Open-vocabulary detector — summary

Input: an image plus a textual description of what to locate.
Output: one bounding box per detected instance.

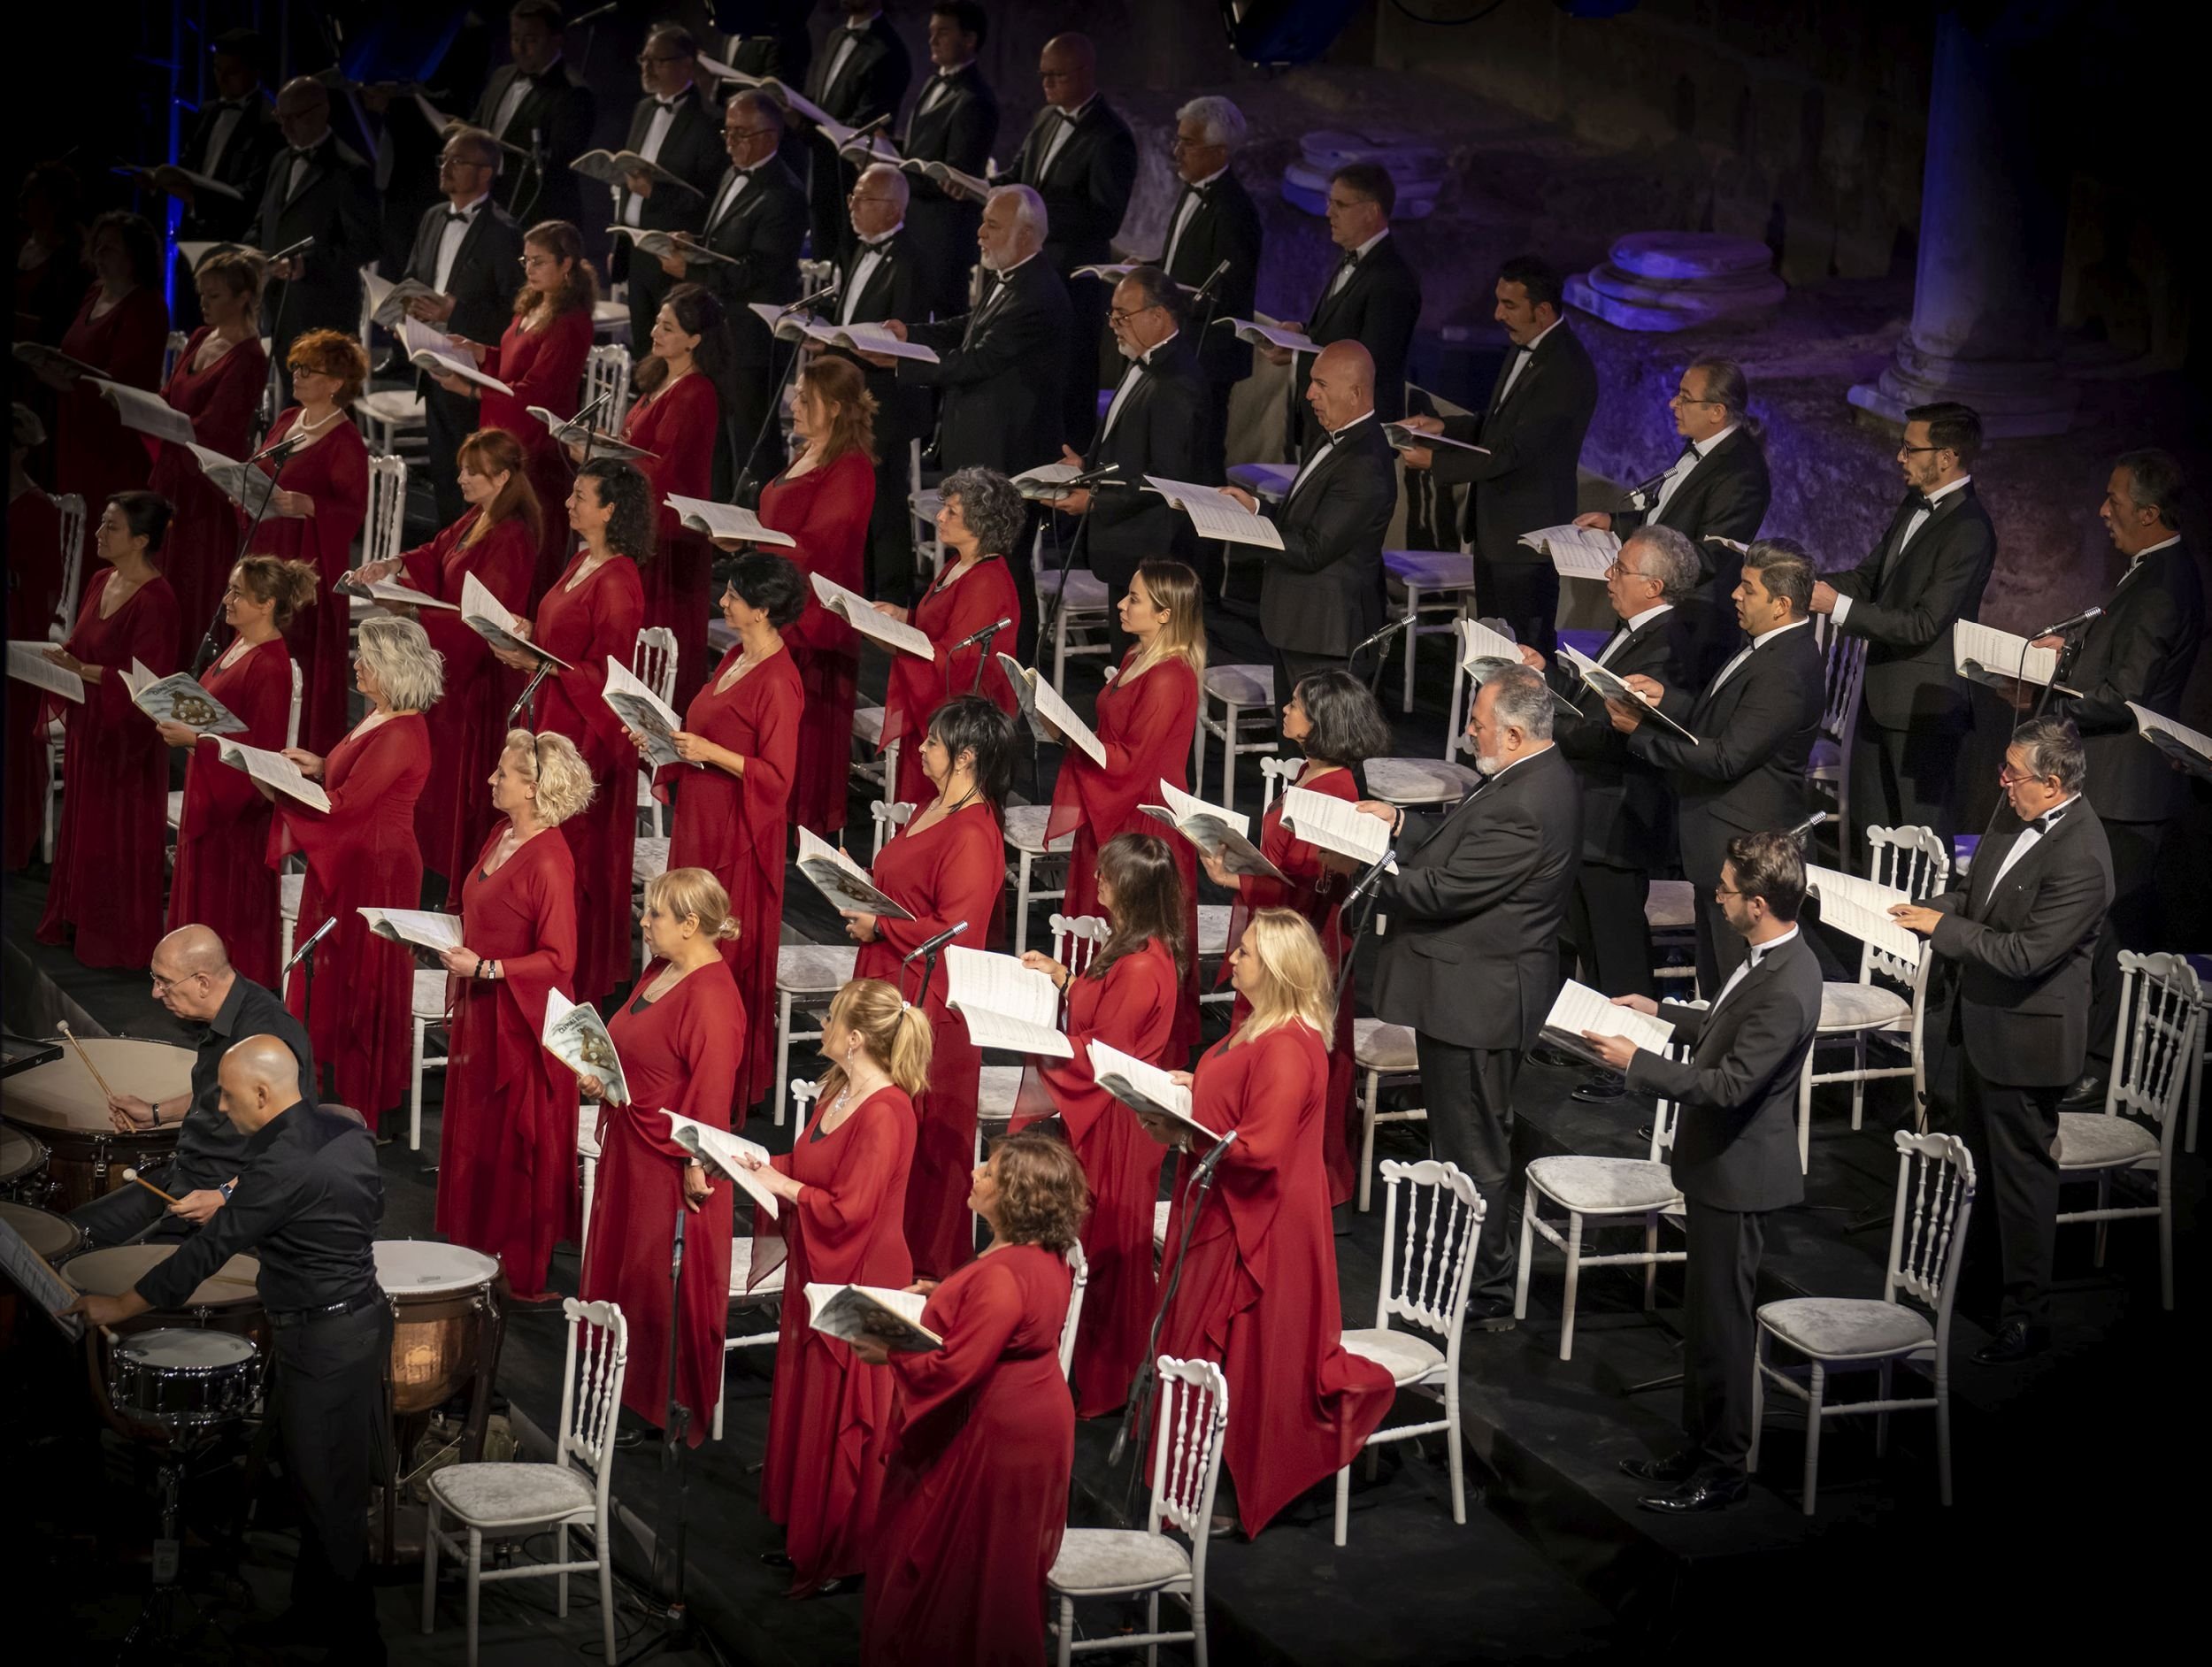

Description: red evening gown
[147,327,268,664]
[1154,1020,1396,1537]
[879,555,1021,809]
[271,713,429,1121]
[657,643,802,1112]
[1226,764,1360,1207]
[480,306,593,602]
[4,487,65,870]
[853,800,1005,1279]
[533,551,646,1002]
[580,958,743,1440]
[624,373,719,712]
[35,570,179,966]
[397,510,534,886]
[438,825,580,1298]
[757,1084,918,1591]
[761,448,874,834]
[1012,937,1179,1417]
[52,285,168,565]
[167,634,291,987]
[1049,653,1203,1056]
[249,412,369,755]
[861,1244,1075,1667]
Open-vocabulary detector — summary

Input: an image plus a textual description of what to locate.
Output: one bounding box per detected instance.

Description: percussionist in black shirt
[71,925,317,1248]
[67,1035,387,1661]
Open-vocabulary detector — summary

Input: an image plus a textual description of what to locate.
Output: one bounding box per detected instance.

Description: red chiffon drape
[625,373,719,713]
[479,305,592,602]
[52,285,168,565]
[4,488,65,870]
[861,1244,1075,1667]
[656,644,802,1112]
[250,411,369,755]
[271,713,428,1121]
[879,555,1021,808]
[762,449,873,834]
[167,634,290,987]
[438,825,580,1299]
[147,327,268,664]
[579,958,743,1440]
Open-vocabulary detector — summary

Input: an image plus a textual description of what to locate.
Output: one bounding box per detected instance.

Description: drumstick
[121,1167,180,1205]
[55,1022,121,1105]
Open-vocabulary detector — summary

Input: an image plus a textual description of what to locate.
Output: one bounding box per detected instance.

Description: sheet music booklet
[1140,779,1286,880]
[1087,1040,1216,1147]
[123,660,246,734]
[2128,702,2212,781]
[803,1283,942,1352]
[1145,475,1285,549]
[795,827,916,920]
[8,641,83,703]
[461,572,571,667]
[187,443,298,519]
[1279,787,1395,870]
[602,657,695,772]
[994,654,1107,765]
[1952,618,2058,689]
[570,149,707,199]
[1217,317,1319,354]
[1518,523,1620,581]
[945,946,1071,1057]
[542,988,629,1105]
[1805,867,1923,967]
[811,572,934,658]
[394,317,514,395]
[1556,644,1701,743]
[1538,979,1675,1072]
[213,740,331,811]
[88,378,196,448]
[663,1112,780,1219]
[528,407,656,463]
[357,907,465,956]
[1382,421,1487,455]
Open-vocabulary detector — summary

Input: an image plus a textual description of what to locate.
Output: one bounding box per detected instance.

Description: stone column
[1848,4,2078,437]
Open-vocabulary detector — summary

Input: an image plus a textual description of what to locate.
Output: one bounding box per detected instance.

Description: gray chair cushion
[1820,982,1911,1029]
[2055,1111,2159,1171]
[1005,803,1072,854]
[428,1461,596,1528]
[1341,1325,1444,1385]
[776,945,858,993]
[1048,1528,1193,1595]
[1202,664,1272,706]
[1525,1156,1680,1213]
[1758,1296,1932,1360]
[1353,1018,1418,1072]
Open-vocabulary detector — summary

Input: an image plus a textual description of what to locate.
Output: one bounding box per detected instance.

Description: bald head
[274,76,331,147]
[150,926,237,1022]
[1307,340,1376,432]
[851,162,909,240]
[1039,33,1097,110]
[218,1034,303,1134]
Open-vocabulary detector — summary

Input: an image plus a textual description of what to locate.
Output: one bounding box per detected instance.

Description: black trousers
[1471,554,1558,657]
[1849,720,1962,860]
[2085,817,2164,1073]
[1955,1064,2062,1327]
[1681,1200,1765,1478]
[271,1300,391,1647]
[1412,1033,1521,1302]
[68,1156,230,1247]
[1568,859,1656,1000]
[421,382,477,526]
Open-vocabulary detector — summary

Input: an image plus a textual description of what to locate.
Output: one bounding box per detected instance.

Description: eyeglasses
[1712,885,1744,899]
[1170,134,1216,152]
[727,126,780,141]
[1997,766,2051,787]
[1108,303,1161,326]
[1669,387,1719,404]
[847,192,901,205]
[1602,560,1652,581]
[149,970,200,995]
[636,52,687,66]
[1897,443,1947,457]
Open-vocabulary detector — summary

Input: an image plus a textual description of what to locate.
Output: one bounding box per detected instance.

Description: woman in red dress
[35,491,180,967]
[345,427,539,890]
[858,1132,1086,1666]
[874,465,1021,809]
[493,458,648,1002]
[265,615,439,1128]
[1014,833,1187,1417]
[740,977,931,1597]
[163,556,313,988]
[1147,909,1396,1538]
[436,730,589,1301]
[442,219,596,602]
[1199,671,1392,1210]
[577,867,744,1439]
[844,696,1019,1279]
[754,355,876,836]
[5,409,65,872]
[1049,559,1206,1053]
[629,553,803,1116]
[148,249,269,665]
[248,329,371,755]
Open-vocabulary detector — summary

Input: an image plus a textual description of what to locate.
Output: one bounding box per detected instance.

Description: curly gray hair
[357,614,445,714]
[939,466,1026,558]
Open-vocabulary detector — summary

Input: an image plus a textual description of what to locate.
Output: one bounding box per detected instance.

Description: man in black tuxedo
[1154,95,1262,487]
[612,26,727,350]
[1893,718,2114,1363]
[902,3,1000,319]
[471,0,598,232]
[1576,357,1771,682]
[1224,342,1395,707]
[1610,541,1827,993]
[1402,257,1598,657]
[800,0,912,268]
[174,30,281,246]
[1809,401,1997,856]
[879,185,1070,658]
[402,127,525,526]
[1001,33,1137,450]
[256,78,381,388]
[1043,266,1205,657]
[830,164,928,598]
[1586,832,1824,1514]
[1363,664,1584,1325]
[2039,449,2205,1109]
[723,2,813,84]
[1262,162,1421,454]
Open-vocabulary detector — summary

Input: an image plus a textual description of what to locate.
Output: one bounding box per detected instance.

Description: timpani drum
[373,1241,503,1416]
[65,1243,265,1440]
[1,1125,49,1202]
[1,1039,194,1211]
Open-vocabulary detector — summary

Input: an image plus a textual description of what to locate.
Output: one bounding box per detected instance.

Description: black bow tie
[2031,808,2066,834]
[1339,249,1361,269]
[1907,489,1937,513]
[845,24,872,39]
[444,209,472,224]
[656,97,682,112]
[214,97,253,113]
[1678,438,1701,462]
[290,146,318,162]
[1505,340,1532,356]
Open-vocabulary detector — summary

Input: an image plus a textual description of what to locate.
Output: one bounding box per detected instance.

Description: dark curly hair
[926,695,1018,808]
[726,552,808,631]
[937,466,1025,559]
[574,458,657,566]
[984,1128,1090,1253]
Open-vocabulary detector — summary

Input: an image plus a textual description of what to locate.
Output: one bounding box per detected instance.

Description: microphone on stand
[268,234,317,265]
[1614,465,1673,512]
[1347,617,1413,664]
[2032,605,2104,637]
[901,920,968,966]
[949,618,1013,654]
[780,280,841,317]
[1190,1126,1239,1181]
[568,1,619,23]
[1343,843,1398,910]
[282,914,336,977]
[1188,258,1233,307]
[1784,810,1828,841]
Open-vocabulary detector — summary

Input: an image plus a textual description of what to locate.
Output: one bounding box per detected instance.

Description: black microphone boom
[269,234,317,265]
[1784,810,1828,841]
[949,617,1013,653]
[2032,605,2104,637]
[282,913,337,976]
[901,920,968,965]
[1189,258,1233,306]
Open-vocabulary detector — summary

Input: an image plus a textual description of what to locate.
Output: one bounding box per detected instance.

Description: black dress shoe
[1636,1474,1747,1514]
[1571,1071,1626,1102]
[1973,1319,2050,1364]
[1530,1045,1586,1071]
[2058,1074,2106,1110]
[1618,1449,1697,1485]
[1467,1295,1518,1332]
[799,1572,864,1600]
[757,1548,795,1570]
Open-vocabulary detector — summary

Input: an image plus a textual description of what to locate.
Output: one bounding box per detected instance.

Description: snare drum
[2,1039,194,1211]
[68,1243,265,1438]
[0,1125,49,1202]
[108,1328,262,1429]
[373,1241,502,1416]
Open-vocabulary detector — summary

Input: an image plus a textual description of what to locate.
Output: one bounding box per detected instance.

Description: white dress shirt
[1287,410,1372,501]
[1495,313,1562,405]
[494,55,562,137]
[1707,615,1811,695]
[840,227,903,323]
[1036,96,1097,181]
[821,15,881,99]
[1598,603,1675,667]
[914,62,969,119]
[1708,925,1799,1016]
[1099,331,1176,442]
[1831,472,1972,629]
[624,94,687,227]
[1651,421,1738,519]
[431,192,491,293]
[1163,165,1226,272]
[1327,227,1389,298]
[285,133,333,203]
[1987,794,2079,890]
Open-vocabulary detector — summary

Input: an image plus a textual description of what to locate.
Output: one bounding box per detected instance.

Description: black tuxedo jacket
[180,95,281,242]
[2053,542,2206,824]
[471,62,597,230]
[727,16,812,85]
[1548,607,1699,868]
[403,200,525,353]
[903,257,1071,474]
[1302,233,1422,423]
[1616,426,1772,680]
[688,160,808,368]
[901,64,998,316]
[1156,169,1262,388]
[254,138,381,342]
[1831,481,1997,733]
[1928,802,2114,1087]
[1432,323,1599,570]
[1003,99,1138,271]
[1627,931,1822,1212]
[614,88,727,241]
[1256,417,1397,658]
[1083,333,1207,588]
[1371,747,1584,1051]
[831,229,930,439]
[804,16,910,123]
[1629,620,1825,885]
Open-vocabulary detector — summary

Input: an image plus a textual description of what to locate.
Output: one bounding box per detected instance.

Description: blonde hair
[1233,908,1335,1049]
[356,614,445,713]
[503,727,595,826]
[820,978,933,1100]
[1127,559,1207,681]
[643,866,739,942]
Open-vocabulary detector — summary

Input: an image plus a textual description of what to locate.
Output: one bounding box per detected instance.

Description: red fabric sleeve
[187,342,268,455]
[492,309,593,446]
[1056,660,1196,840]
[111,288,170,390]
[190,642,290,830]
[931,559,1020,711]
[412,519,533,691]
[629,971,743,1162]
[732,658,802,844]
[499,831,580,1039]
[273,719,425,879]
[552,559,644,754]
[889,1256,1021,1413]
[773,453,875,657]
[790,1092,915,1271]
[396,516,465,597]
[633,376,718,543]
[871,813,1003,961]
[70,575,180,728]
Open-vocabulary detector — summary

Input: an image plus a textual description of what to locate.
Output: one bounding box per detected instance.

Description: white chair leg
[2185,1042,2202,1154]
[1192,706,1208,801]
[1147,1589,1161,1667]
[421,1499,440,1633]
[1445,1379,1466,1524]
[1222,701,1241,811]
[410,1016,426,1152]
[774,991,793,1126]
[1558,1210,1585,1362]
[598,1518,618,1663]
[557,1521,570,1616]
[1512,1179,1536,1321]
[1748,1332,1767,1474]
[1056,1594,1075,1667]
[1642,1215,1659,1310]
[1333,1462,1350,1547]
[1850,1034,1867,1130]
[1796,1058,1814,1173]
[1358,1072,1380,1213]
[465,1525,483,1667]
[1191,1584,1208,1667]
[1801,1364,1825,1516]
[1935,1368,1954,1506]
[1400,589,1417,713]
[1015,852,1034,956]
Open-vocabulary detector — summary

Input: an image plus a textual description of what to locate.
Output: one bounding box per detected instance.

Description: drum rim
[65,1244,264,1306]
[114,1326,260,1366]
[373,1239,501,1294]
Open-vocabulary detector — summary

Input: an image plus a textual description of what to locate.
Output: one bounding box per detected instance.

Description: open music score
[663,1112,780,1219]
[796,827,916,920]
[945,947,1071,1057]
[1518,524,1621,581]
[542,989,629,1106]
[1805,866,1924,967]
[1145,476,1285,550]
[1538,979,1675,1072]
[1279,787,1394,870]
[811,572,934,659]
[1141,780,1286,880]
